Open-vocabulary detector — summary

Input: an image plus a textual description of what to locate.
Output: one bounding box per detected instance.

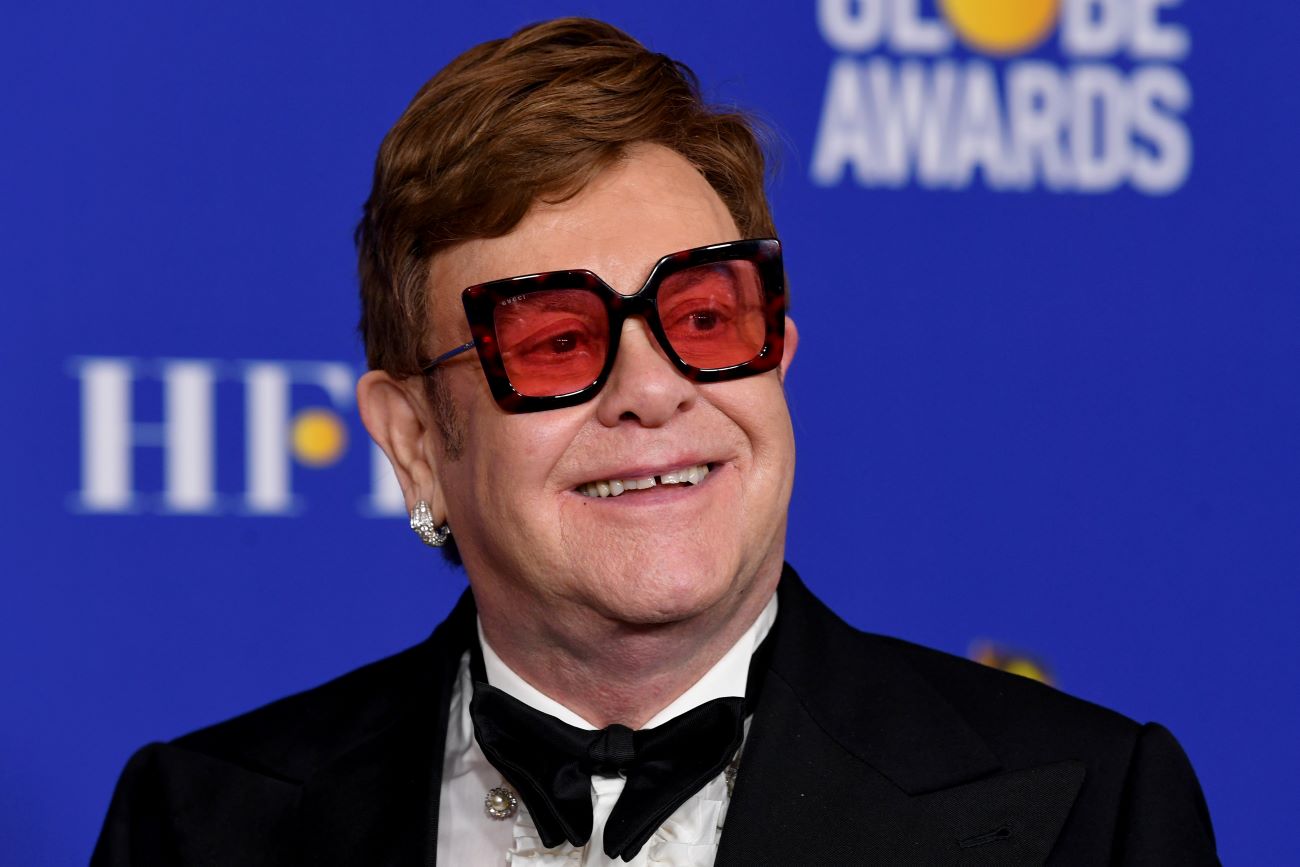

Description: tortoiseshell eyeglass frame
[418,238,786,413]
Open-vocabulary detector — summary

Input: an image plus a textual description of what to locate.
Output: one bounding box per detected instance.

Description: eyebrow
[661,262,741,293]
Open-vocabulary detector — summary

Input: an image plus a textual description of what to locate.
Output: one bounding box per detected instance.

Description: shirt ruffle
[644,773,729,866]
[505,803,579,864]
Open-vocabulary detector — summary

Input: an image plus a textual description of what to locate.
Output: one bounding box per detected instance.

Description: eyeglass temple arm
[420,340,476,373]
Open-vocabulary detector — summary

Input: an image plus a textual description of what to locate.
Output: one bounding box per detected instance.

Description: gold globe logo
[939,0,1060,56]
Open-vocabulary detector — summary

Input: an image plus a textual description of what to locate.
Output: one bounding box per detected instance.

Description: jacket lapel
[299,591,475,866]
[717,569,1084,865]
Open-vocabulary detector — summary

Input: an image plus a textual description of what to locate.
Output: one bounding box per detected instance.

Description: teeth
[577,464,711,498]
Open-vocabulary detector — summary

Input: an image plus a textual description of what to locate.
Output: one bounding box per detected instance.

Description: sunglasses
[420,238,786,413]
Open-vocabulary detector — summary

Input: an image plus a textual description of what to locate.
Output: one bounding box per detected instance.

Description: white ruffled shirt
[435,595,778,867]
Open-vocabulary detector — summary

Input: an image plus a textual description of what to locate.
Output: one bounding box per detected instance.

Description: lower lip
[571,464,721,506]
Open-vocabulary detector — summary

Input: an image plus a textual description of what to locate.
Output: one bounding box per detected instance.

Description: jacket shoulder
[172,635,440,783]
[775,570,1142,769]
[872,632,1140,759]
[92,640,445,867]
[766,571,1218,862]
[173,589,476,782]
[868,633,1217,861]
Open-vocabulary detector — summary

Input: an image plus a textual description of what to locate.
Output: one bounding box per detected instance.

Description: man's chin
[570,550,746,628]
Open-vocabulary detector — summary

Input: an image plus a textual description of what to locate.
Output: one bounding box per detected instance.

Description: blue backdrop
[5,1,1297,863]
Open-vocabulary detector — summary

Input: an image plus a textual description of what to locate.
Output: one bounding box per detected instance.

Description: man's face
[424,144,797,630]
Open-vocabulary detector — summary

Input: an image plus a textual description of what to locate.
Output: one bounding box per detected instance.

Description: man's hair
[355,16,777,378]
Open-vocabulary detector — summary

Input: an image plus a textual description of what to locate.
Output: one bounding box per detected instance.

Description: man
[94,18,1218,865]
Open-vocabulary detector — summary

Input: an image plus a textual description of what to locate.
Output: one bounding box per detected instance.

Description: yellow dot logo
[290,408,348,467]
[939,0,1060,56]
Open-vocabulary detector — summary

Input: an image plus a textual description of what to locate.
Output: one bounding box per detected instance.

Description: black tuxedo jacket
[94,566,1218,865]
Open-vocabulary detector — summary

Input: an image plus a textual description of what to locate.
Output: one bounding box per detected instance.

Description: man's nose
[594,318,696,427]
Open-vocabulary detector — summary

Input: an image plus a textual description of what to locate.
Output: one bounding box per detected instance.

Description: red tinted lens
[493,289,609,397]
[658,260,767,369]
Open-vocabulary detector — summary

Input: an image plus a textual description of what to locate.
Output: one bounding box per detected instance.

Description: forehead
[427,144,741,306]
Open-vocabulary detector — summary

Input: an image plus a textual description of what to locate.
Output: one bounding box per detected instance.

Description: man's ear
[779,315,798,381]
[357,370,447,520]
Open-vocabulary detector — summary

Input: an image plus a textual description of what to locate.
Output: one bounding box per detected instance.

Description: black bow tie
[469,634,771,861]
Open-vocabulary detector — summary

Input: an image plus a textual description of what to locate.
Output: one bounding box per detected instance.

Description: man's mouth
[575,463,712,498]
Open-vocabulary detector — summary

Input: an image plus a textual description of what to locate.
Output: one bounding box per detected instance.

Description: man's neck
[473,574,781,729]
